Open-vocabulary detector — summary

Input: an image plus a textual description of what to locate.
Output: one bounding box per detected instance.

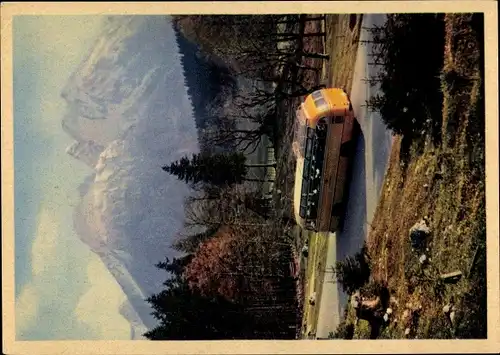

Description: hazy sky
[14,16,134,340]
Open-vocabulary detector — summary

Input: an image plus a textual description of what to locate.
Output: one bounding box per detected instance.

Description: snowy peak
[66,140,105,169]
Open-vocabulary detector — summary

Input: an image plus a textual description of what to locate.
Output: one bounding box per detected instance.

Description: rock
[302,245,309,258]
[386,308,393,315]
[405,328,411,336]
[409,219,431,250]
[309,292,317,305]
[443,304,451,314]
[440,271,463,284]
[450,311,456,325]
[419,254,427,264]
[383,313,389,322]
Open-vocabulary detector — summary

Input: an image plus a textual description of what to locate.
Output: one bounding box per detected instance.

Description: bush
[333,243,371,295]
[330,321,355,339]
[364,14,446,139]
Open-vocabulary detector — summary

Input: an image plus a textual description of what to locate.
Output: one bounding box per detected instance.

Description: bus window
[301,179,309,198]
[317,117,327,133]
[311,90,323,100]
[303,157,311,177]
[300,205,306,218]
[314,97,328,111]
[305,137,313,158]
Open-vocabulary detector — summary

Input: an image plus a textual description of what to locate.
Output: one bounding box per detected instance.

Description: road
[314,14,394,338]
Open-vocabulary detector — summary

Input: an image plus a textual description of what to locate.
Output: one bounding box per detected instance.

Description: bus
[292,87,359,232]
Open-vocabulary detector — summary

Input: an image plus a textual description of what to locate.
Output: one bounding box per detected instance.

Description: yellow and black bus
[292,88,359,232]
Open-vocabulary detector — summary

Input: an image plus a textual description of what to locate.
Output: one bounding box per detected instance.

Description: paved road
[315,14,394,338]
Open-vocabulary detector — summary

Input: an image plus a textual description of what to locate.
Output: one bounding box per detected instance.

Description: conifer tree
[163,151,275,186]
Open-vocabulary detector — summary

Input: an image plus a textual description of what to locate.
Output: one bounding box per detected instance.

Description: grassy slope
[353,14,486,339]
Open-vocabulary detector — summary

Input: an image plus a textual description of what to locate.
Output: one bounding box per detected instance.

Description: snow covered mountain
[61,16,200,334]
[66,140,104,169]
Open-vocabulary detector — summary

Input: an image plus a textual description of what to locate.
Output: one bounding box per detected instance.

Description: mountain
[66,140,105,169]
[61,16,209,333]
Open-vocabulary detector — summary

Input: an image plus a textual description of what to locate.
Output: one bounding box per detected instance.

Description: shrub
[333,243,371,295]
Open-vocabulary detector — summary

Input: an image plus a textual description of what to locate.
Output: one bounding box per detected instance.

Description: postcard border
[2,1,499,354]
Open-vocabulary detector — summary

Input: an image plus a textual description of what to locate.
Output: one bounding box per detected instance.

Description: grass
[360,13,486,339]
[300,231,329,337]
[324,14,364,91]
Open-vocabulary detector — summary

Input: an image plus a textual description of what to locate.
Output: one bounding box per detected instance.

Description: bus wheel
[331,202,345,217]
[340,140,355,157]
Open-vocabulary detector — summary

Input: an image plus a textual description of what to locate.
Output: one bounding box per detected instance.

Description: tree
[144,257,254,340]
[332,243,371,295]
[182,221,298,339]
[171,226,220,253]
[205,105,277,154]
[162,152,276,187]
[184,222,294,302]
[163,152,247,187]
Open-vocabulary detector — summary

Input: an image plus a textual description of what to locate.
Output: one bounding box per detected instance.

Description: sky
[14,16,135,340]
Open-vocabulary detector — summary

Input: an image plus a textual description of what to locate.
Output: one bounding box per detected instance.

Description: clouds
[13,16,135,340]
[30,205,60,276]
[14,16,106,136]
[15,201,92,339]
[15,200,130,340]
[15,283,40,338]
[74,257,131,340]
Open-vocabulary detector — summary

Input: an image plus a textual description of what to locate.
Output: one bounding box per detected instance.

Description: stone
[405,328,411,336]
[309,292,317,305]
[440,271,463,284]
[383,313,389,322]
[409,219,431,250]
[450,311,456,325]
[443,304,451,314]
[386,308,393,315]
[419,254,427,264]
